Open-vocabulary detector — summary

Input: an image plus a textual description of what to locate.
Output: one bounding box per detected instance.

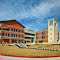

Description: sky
[0,0,60,39]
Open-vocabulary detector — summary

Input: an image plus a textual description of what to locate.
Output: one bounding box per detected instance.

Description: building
[35,18,59,44]
[35,29,48,43]
[24,29,35,43]
[48,18,59,43]
[0,20,25,43]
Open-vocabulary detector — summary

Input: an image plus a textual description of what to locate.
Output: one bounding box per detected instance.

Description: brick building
[35,29,59,43]
[0,20,25,43]
[35,29,48,43]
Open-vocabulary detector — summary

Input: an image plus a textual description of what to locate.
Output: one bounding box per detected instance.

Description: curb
[0,54,60,58]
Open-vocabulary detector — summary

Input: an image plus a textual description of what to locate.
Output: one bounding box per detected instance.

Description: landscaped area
[0,44,60,56]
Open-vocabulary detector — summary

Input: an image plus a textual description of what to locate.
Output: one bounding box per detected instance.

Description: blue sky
[0,0,60,39]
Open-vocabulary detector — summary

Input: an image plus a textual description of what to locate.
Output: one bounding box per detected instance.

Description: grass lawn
[0,44,60,56]
[30,44,60,49]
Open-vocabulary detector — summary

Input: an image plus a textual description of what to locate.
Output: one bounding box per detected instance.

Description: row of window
[36,31,45,36]
[2,33,24,38]
[11,29,24,33]
[0,27,24,33]
[36,36,45,39]
[35,41,43,43]
[13,40,23,43]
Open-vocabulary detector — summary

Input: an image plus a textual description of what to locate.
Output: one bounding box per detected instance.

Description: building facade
[35,29,48,43]
[0,20,25,43]
[35,18,59,44]
[24,29,35,43]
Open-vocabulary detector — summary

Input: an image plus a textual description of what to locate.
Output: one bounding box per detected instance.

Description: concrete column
[26,40,27,43]
[17,40,19,43]
[10,39,11,43]
[10,28,11,31]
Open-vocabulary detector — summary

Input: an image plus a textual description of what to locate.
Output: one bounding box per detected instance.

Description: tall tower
[48,18,58,44]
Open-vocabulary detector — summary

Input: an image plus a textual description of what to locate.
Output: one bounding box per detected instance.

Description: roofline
[0,20,25,28]
[36,29,48,32]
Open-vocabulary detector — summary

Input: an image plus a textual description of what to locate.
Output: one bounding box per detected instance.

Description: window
[11,29,13,31]
[8,34,10,37]
[42,32,43,35]
[14,29,15,32]
[0,33,1,36]
[6,33,7,36]
[19,35,20,38]
[19,40,21,43]
[50,37,52,40]
[49,20,53,26]
[39,41,43,43]
[36,32,38,39]
[11,34,13,37]
[42,31,45,35]
[36,37,38,39]
[14,34,15,37]
[22,31,24,33]
[22,36,24,38]
[16,29,17,32]
[42,36,44,39]
[36,32,38,36]
[50,28,52,31]
[42,36,45,39]
[16,35,17,37]
[0,28,1,30]
[50,33,52,35]
[3,28,9,31]
[22,40,23,43]
[35,41,37,43]
[19,30,20,33]
[2,33,4,36]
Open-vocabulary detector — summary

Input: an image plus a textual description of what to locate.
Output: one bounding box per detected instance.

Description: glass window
[22,31,24,33]
[50,28,52,31]
[6,33,7,36]
[14,34,15,37]
[19,30,20,33]
[50,37,52,40]
[11,34,13,37]
[14,29,15,32]
[22,36,24,38]
[22,40,23,43]
[44,36,45,39]
[39,41,43,43]
[35,41,37,43]
[36,32,38,36]
[0,33,1,36]
[36,37,38,39]
[42,36,43,39]
[42,32,43,35]
[16,35,17,37]
[50,33,52,35]
[8,34,10,37]
[0,28,1,30]
[19,35,20,38]
[16,29,17,32]
[2,33,4,36]
[11,29,13,31]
